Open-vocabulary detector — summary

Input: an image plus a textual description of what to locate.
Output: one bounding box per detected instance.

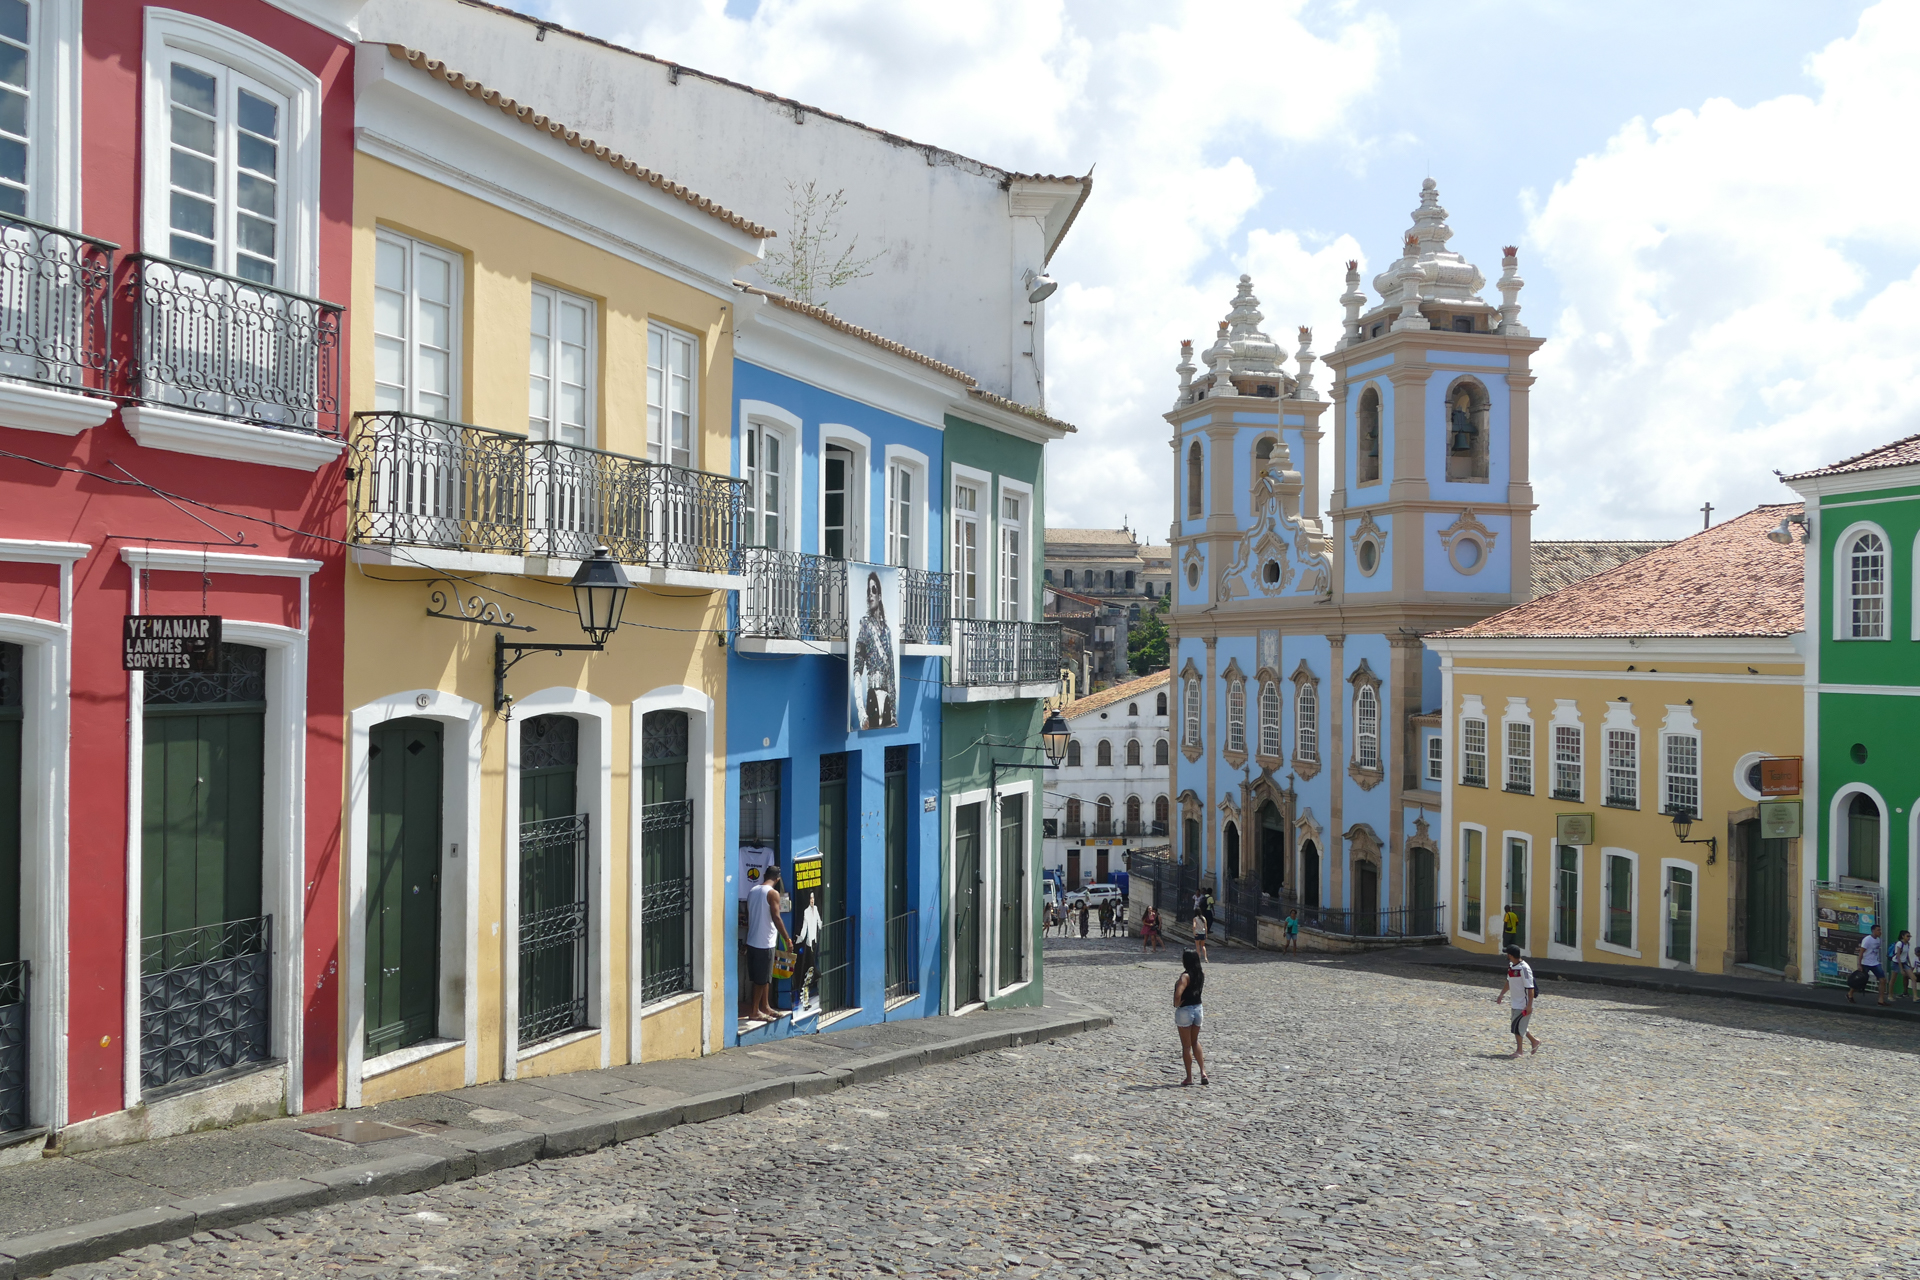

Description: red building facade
[0,0,354,1147]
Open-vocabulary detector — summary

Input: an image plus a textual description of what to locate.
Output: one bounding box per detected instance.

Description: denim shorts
[1175,1004,1203,1029]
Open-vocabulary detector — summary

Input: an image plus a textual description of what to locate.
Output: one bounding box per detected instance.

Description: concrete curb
[1404,957,1920,1022]
[0,1006,1111,1279]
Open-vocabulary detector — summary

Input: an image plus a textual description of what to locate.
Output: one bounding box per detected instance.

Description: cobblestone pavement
[52,941,1920,1279]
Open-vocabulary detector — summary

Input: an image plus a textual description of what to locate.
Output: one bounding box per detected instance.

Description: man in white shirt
[742,866,794,1025]
[1493,943,1541,1057]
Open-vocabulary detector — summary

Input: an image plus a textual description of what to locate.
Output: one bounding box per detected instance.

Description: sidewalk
[0,996,1110,1279]
[1382,945,1920,1023]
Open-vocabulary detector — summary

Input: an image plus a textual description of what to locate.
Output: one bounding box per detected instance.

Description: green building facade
[938,404,1067,1012]
[1785,435,1920,982]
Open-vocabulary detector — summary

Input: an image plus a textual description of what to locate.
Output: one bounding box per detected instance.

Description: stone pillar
[1327,633,1346,913]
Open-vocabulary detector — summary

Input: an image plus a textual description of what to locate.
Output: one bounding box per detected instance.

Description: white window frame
[951,464,990,621]
[1602,701,1639,810]
[1258,681,1282,759]
[140,9,321,293]
[1225,677,1245,754]
[1502,697,1533,794]
[1426,732,1443,782]
[528,281,595,446]
[1182,677,1201,749]
[647,321,697,469]
[1595,847,1640,959]
[818,424,870,562]
[883,444,929,570]
[1501,830,1533,952]
[1659,857,1699,970]
[1834,520,1890,641]
[1549,841,1581,960]
[1456,822,1488,942]
[1549,700,1583,802]
[1354,683,1380,771]
[1459,692,1487,787]
[1831,781,1891,889]
[0,0,81,226]
[737,401,800,552]
[371,229,462,421]
[997,475,1034,621]
[1295,679,1319,764]
[1658,704,1701,818]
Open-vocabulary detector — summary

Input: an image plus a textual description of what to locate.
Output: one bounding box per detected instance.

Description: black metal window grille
[348,411,745,573]
[518,812,589,1045]
[521,713,578,771]
[739,548,846,642]
[948,619,1062,687]
[884,911,917,1002]
[640,709,693,1005]
[901,566,950,646]
[127,255,341,436]
[143,642,267,707]
[0,213,114,394]
[819,914,856,1015]
[0,960,25,1133]
[138,915,271,1090]
[885,746,908,775]
[819,752,848,783]
[0,639,17,708]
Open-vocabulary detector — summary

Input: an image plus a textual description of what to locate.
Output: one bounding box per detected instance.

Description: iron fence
[638,798,695,1006]
[126,255,340,435]
[1224,880,1261,945]
[0,213,114,393]
[1293,902,1447,939]
[901,567,950,646]
[0,960,24,1132]
[1061,821,1085,838]
[138,915,271,1091]
[819,915,856,1015]
[740,548,846,641]
[948,619,1062,688]
[349,411,745,573]
[519,813,590,1046]
[884,909,918,1003]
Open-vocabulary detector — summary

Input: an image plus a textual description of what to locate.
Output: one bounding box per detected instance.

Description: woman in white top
[1893,930,1918,1003]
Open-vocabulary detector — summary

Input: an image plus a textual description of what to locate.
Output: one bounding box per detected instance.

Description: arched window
[1096,739,1112,767]
[1259,681,1281,757]
[1043,568,1053,583]
[1356,684,1380,770]
[1126,796,1142,828]
[1182,817,1200,865]
[1096,795,1113,832]
[1156,691,1168,717]
[1146,582,1156,598]
[1126,739,1142,766]
[1296,680,1319,763]
[1357,386,1382,483]
[1445,378,1491,481]
[1064,797,1081,826]
[1066,739,1081,767]
[1186,441,1203,518]
[1063,568,1075,587]
[1105,569,1115,590]
[1255,436,1275,463]
[1125,570,1136,590]
[1226,679,1246,753]
[1846,792,1882,882]
[1848,531,1887,639]
[1154,795,1169,826]
[1183,679,1201,747]
[1155,738,1169,765]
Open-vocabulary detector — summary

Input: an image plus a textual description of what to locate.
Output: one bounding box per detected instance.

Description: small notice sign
[792,855,823,893]
[1556,813,1596,846]
[123,614,221,672]
[1759,758,1802,797]
[1760,800,1802,839]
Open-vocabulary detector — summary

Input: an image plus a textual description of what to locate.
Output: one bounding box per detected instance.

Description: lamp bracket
[494,630,604,716]
[427,581,537,632]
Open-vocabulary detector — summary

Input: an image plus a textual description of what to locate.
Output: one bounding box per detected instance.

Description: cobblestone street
[53,941,1920,1279]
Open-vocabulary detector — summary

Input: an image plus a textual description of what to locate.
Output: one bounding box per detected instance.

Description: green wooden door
[366,718,442,1058]
[0,641,21,968]
[818,753,849,1012]
[997,792,1024,990]
[953,802,982,1006]
[639,711,692,1004]
[519,716,585,1045]
[1409,846,1437,934]
[1742,820,1790,970]
[1667,865,1694,963]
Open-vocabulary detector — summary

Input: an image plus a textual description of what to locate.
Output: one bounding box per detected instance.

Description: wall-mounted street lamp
[494,546,631,714]
[1669,808,1718,864]
[988,709,1072,807]
[1766,514,1808,545]
[1024,270,1059,304]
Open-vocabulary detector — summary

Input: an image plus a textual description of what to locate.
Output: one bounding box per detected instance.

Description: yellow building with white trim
[337,45,771,1106]
[1427,506,1808,977]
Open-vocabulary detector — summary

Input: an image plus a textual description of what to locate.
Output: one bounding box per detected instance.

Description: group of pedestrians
[1045,897,1126,938]
[1848,924,1920,1005]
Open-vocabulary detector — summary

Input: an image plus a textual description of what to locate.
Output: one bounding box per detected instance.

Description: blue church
[1165,180,1542,934]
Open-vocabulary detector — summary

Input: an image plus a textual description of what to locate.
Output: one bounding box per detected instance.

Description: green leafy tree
[1129,595,1170,675]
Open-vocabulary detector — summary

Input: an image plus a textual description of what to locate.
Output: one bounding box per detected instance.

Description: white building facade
[1044,672,1171,889]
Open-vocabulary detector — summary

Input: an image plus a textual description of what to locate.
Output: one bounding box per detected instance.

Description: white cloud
[1523,0,1920,537]
[542,0,1395,533]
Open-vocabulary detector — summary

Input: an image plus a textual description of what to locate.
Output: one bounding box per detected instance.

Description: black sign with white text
[123,614,222,672]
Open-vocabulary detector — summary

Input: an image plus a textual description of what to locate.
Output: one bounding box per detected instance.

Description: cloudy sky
[528,0,1908,540]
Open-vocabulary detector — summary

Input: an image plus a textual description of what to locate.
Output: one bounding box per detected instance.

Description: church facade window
[1096,739,1112,767]
[1126,738,1141,766]
[1186,441,1203,518]
[1259,681,1281,759]
[1182,679,1200,748]
[1155,738,1168,765]
[1225,678,1245,754]
[1444,377,1491,482]
[1461,716,1488,787]
[1357,386,1382,484]
[1355,685,1380,771]
[1066,739,1081,768]
[1294,677,1318,765]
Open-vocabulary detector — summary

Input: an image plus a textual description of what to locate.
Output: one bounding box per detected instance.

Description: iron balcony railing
[0,212,114,394]
[1152,820,1169,837]
[126,255,340,436]
[1092,820,1114,837]
[1061,821,1085,838]
[884,909,918,1003]
[0,959,25,1133]
[350,411,746,575]
[138,915,272,1091]
[738,549,951,646]
[948,618,1062,689]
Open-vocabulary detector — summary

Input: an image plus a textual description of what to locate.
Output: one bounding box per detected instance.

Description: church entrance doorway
[1354,862,1379,935]
[1259,802,1285,897]
[1302,839,1321,908]
[1409,845,1438,935]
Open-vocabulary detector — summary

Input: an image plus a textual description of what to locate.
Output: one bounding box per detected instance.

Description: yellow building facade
[1428,507,1808,977]
[338,47,772,1106]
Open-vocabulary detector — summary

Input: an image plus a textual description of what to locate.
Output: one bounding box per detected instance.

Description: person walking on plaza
[1493,943,1540,1057]
[1190,898,1209,963]
[1141,905,1162,951]
[1174,948,1208,1086]
[1895,929,1919,1002]
[742,867,794,1025]
[1284,908,1300,954]
[1079,898,1090,938]
[1852,924,1890,1005]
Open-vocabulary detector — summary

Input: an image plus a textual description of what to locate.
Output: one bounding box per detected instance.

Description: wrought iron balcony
[738,548,950,645]
[1061,821,1085,838]
[948,618,1062,689]
[126,255,341,435]
[0,213,114,395]
[349,411,746,575]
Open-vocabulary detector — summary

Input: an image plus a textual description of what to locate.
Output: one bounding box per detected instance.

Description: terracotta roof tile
[1062,670,1169,721]
[965,386,1077,434]
[1433,504,1804,640]
[734,283,974,384]
[1045,529,1141,547]
[1783,431,1920,481]
[386,45,776,239]
[1528,540,1672,599]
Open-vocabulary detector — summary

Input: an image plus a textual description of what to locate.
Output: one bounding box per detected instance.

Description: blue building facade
[1165,181,1541,937]
[722,293,960,1043]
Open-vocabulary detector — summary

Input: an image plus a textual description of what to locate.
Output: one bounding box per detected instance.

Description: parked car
[1066,883,1124,911]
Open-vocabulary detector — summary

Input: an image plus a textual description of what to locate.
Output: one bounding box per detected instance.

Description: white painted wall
[358,0,1087,405]
[1045,690,1172,883]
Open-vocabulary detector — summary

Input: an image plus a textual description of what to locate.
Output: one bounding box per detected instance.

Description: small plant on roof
[759,180,886,306]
